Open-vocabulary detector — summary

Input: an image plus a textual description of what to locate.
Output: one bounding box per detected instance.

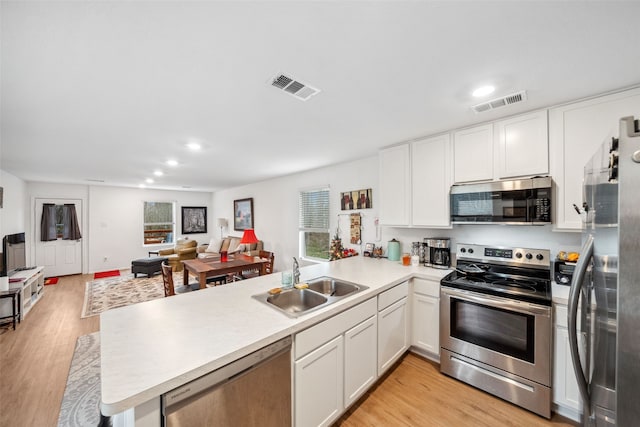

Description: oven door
[440,286,551,386]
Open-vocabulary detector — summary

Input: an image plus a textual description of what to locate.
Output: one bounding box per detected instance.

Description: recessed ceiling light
[186,142,201,151]
[145,178,154,184]
[153,170,163,177]
[139,184,146,189]
[472,85,495,97]
[166,159,178,167]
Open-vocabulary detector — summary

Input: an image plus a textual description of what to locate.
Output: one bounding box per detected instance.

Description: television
[2,232,26,276]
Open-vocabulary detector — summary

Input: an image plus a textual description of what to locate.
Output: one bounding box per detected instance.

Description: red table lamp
[240,229,259,252]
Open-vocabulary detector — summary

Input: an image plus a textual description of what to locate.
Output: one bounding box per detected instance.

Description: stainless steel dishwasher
[162,337,292,426]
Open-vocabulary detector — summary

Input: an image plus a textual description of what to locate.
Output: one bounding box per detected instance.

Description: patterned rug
[81,273,183,318]
[57,332,106,427]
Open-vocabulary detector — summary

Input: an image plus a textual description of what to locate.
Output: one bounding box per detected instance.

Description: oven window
[450,299,535,363]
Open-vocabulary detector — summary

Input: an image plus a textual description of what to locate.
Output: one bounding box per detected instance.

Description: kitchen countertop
[100,256,451,416]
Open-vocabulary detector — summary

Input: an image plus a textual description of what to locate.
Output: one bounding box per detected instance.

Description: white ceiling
[2,1,640,192]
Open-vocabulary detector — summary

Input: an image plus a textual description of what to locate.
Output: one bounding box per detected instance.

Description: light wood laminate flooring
[1,273,577,427]
[0,272,99,427]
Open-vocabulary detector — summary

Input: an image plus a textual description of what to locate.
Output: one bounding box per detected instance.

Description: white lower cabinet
[377,281,409,376]
[295,336,344,427]
[344,315,378,407]
[553,303,584,422]
[411,278,440,360]
[294,298,377,427]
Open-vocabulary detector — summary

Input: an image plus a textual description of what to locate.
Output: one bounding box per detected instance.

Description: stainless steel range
[440,243,552,418]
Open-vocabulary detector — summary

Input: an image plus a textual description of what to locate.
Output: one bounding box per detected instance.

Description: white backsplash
[380,224,582,265]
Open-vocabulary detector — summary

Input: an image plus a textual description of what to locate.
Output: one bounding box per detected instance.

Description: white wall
[88,185,213,272]
[0,169,27,238]
[212,156,380,273]
[27,182,213,273]
[212,155,582,273]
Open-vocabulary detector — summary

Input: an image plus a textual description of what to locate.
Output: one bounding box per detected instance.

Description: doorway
[34,198,83,277]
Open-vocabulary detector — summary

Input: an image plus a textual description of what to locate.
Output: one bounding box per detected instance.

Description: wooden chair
[161,262,199,296]
[241,250,275,279]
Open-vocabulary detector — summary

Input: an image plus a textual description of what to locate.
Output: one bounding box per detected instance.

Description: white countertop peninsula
[100,256,450,416]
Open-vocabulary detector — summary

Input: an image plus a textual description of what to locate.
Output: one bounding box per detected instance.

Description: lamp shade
[216,218,228,228]
[240,228,259,244]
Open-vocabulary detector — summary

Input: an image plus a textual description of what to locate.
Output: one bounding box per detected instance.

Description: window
[143,201,175,245]
[299,188,330,260]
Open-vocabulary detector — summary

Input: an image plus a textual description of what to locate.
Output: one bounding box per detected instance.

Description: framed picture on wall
[181,206,207,234]
[234,198,254,231]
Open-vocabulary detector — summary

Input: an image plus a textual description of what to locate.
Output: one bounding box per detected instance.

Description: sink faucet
[293,257,300,284]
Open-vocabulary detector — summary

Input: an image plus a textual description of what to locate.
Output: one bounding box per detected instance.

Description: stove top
[441,243,552,305]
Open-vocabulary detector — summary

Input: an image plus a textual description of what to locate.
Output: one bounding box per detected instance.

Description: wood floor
[0,273,577,427]
[0,272,99,427]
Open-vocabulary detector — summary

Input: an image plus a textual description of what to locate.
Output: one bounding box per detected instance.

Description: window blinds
[299,188,330,231]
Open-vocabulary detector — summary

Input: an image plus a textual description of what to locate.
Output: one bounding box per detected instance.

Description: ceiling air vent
[270,73,320,101]
[471,90,527,113]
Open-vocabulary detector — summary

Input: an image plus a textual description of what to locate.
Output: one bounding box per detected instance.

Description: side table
[0,288,22,330]
[148,250,160,257]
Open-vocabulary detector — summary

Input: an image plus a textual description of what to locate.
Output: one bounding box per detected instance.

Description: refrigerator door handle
[568,234,594,415]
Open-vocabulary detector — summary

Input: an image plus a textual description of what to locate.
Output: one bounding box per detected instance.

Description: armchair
[158,239,198,272]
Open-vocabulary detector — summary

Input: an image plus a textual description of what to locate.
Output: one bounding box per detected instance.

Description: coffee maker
[424,238,451,269]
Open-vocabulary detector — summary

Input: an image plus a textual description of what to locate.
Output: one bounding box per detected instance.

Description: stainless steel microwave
[450,177,552,225]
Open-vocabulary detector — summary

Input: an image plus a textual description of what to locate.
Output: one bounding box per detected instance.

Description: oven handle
[440,286,551,315]
[567,234,593,416]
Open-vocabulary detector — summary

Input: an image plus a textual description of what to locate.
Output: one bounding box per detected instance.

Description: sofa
[198,236,263,259]
[158,238,198,272]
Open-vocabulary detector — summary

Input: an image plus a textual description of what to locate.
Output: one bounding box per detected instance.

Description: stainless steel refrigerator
[569,116,640,426]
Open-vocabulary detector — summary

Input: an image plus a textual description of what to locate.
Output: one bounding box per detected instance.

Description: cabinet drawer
[412,278,439,297]
[295,298,376,360]
[378,281,409,311]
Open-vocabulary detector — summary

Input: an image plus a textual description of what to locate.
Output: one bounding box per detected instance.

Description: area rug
[93,270,121,280]
[57,332,106,427]
[81,273,184,318]
[45,277,59,285]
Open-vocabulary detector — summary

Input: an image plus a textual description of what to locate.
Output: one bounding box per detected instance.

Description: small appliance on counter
[553,260,576,285]
[424,238,451,269]
[387,239,401,261]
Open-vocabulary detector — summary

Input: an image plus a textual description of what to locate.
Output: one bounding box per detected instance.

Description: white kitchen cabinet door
[553,304,584,421]
[553,325,583,416]
[295,336,344,427]
[379,144,411,226]
[412,293,440,358]
[496,110,548,179]
[549,87,640,230]
[344,315,378,408]
[377,297,408,376]
[453,124,494,183]
[411,134,452,227]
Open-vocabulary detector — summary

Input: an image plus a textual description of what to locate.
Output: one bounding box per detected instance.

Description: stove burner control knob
[460,248,466,253]
[536,253,544,261]
[525,253,533,260]
[515,252,523,259]
[468,248,474,254]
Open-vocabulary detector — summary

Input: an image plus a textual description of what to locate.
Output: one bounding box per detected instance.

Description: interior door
[34,198,83,276]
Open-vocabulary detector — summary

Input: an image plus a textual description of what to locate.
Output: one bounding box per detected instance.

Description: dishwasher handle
[163,336,292,410]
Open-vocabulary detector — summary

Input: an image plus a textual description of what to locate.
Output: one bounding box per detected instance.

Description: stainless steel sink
[306,277,362,297]
[266,289,327,316]
[253,277,368,318]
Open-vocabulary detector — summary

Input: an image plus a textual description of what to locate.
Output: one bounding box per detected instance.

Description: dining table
[182,254,268,289]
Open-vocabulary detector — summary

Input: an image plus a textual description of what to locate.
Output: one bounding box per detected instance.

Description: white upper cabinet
[496,110,549,179]
[411,134,452,227]
[453,124,494,183]
[379,144,411,226]
[549,87,640,230]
